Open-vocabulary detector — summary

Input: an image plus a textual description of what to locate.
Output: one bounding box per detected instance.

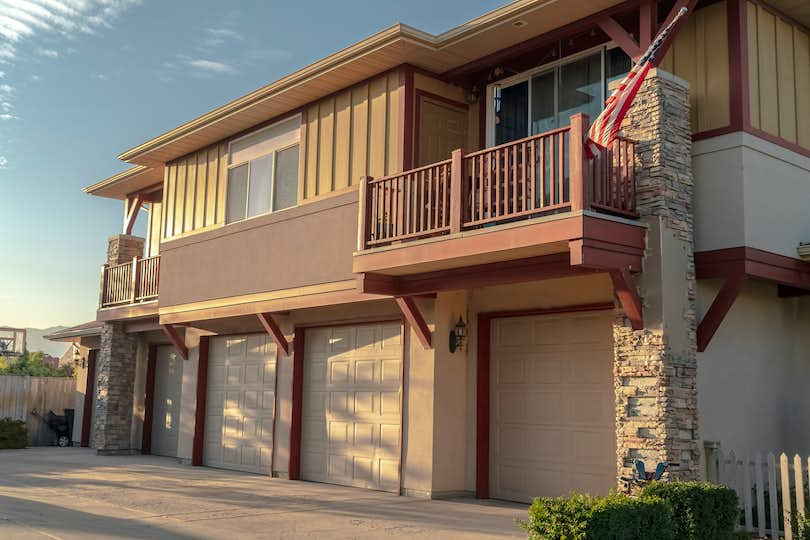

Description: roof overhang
[44,321,104,342]
[84,165,164,200]
[117,0,624,167]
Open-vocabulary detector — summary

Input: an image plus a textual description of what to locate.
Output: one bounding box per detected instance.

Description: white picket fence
[709,449,810,539]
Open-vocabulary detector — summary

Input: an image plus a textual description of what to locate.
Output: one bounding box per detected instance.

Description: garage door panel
[302,323,403,493]
[492,313,615,502]
[204,334,276,474]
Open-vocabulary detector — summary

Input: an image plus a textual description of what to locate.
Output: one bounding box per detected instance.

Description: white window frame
[225,113,301,224]
[486,44,629,147]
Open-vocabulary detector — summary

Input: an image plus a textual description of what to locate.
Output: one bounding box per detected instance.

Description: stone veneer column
[93,322,138,454]
[107,234,144,265]
[612,69,700,482]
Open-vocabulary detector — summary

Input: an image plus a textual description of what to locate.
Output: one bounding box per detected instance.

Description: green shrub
[0,417,27,449]
[521,492,675,540]
[641,481,739,540]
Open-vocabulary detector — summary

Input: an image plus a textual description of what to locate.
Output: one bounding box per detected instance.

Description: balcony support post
[449,148,464,234]
[123,194,142,236]
[99,264,109,307]
[130,256,139,304]
[569,113,590,212]
[357,176,372,251]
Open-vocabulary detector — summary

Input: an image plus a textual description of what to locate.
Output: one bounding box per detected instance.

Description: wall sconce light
[492,84,502,114]
[449,316,467,353]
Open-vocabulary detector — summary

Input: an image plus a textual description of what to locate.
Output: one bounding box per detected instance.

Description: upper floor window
[488,46,631,146]
[225,114,301,224]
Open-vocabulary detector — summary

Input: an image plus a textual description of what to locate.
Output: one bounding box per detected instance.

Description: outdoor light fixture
[492,84,502,113]
[449,316,467,353]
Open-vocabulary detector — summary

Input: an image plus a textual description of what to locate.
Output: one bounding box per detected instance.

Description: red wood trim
[695,247,810,289]
[654,0,698,66]
[400,66,415,171]
[743,126,810,160]
[80,349,97,447]
[478,93,486,150]
[727,0,748,132]
[449,148,463,234]
[697,272,746,352]
[289,327,305,480]
[257,313,290,356]
[161,324,188,360]
[191,335,210,466]
[597,16,642,61]
[691,126,739,141]
[395,296,432,349]
[479,302,615,320]
[475,313,491,499]
[609,267,644,330]
[639,0,658,49]
[141,344,157,455]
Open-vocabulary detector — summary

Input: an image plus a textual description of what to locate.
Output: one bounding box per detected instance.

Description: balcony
[353,114,646,288]
[99,255,160,309]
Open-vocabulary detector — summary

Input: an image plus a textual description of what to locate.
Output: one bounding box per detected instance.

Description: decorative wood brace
[395,296,432,349]
[123,194,143,235]
[697,272,745,352]
[609,267,644,330]
[257,313,290,356]
[161,323,188,360]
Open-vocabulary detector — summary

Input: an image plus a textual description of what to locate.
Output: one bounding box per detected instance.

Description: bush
[641,481,739,540]
[522,492,675,540]
[0,417,27,449]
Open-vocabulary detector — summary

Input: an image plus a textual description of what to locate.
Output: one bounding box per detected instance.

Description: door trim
[141,345,158,454]
[474,302,615,498]
[191,336,210,466]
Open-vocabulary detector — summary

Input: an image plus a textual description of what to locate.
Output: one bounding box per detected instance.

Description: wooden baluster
[495,148,501,218]
[358,176,372,250]
[99,264,108,307]
[131,257,139,303]
[537,138,544,209]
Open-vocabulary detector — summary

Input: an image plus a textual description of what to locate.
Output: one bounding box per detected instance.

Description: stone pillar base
[93,323,138,452]
[107,234,144,265]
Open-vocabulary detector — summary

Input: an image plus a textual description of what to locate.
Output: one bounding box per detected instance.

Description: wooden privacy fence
[0,375,75,446]
[709,448,810,539]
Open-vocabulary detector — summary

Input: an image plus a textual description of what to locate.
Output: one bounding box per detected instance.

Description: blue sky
[0,0,503,329]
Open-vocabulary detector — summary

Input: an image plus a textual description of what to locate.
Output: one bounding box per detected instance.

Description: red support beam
[141,345,157,455]
[123,194,142,235]
[639,0,658,49]
[161,324,188,360]
[610,267,644,330]
[697,272,746,352]
[395,296,432,349]
[289,328,304,480]
[191,336,209,466]
[257,313,290,356]
[597,16,642,61]
[80,349,97,448]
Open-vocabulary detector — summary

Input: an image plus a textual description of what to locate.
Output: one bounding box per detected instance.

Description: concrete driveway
[0,448,526,539]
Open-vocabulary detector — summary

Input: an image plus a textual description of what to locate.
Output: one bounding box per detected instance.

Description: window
[490,46,631,146]
[225,115,301,224]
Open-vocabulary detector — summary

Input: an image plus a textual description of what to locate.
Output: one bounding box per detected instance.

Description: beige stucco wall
[698,279,810,457]
[693,132,810,258]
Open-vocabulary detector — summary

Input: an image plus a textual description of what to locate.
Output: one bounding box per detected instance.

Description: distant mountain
[0,326,71,357]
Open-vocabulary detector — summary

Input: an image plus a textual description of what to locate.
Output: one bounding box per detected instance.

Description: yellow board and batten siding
[304,71,402,199]
[746,1,810,149]
[657,1,731,134]
[161,71,403,240]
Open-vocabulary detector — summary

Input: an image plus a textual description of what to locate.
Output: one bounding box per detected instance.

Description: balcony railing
[358,113,637,250]
[99,255,160,308]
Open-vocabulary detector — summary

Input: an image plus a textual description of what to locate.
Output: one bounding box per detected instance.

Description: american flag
[586,7,689,158]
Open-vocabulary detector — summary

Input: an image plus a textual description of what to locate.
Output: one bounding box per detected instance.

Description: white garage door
[150,346,183,457]
[491,311,615,502]
[204,334,277,474]
[301,323,403,492]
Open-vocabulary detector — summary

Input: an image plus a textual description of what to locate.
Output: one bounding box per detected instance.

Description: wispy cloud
[95,73,107,80]
[0,0,141,168]
[185,58,236,75]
